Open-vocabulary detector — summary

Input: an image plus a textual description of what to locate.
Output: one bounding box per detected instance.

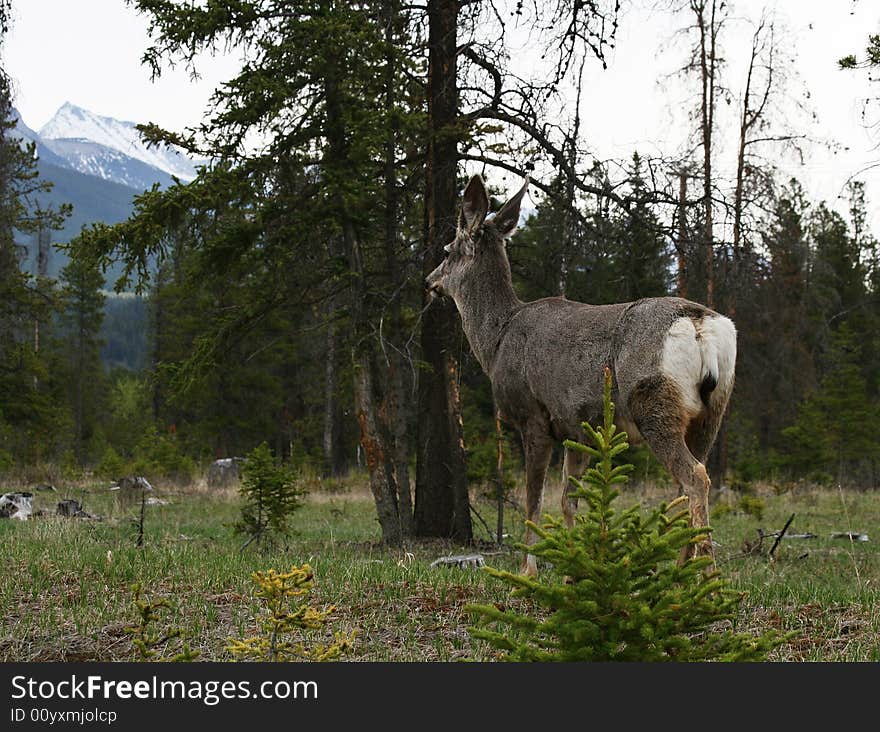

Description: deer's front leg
[521,426,553,577]
[561,446,589,529]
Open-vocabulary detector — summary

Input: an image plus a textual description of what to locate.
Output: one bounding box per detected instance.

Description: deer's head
[426,174,529,302]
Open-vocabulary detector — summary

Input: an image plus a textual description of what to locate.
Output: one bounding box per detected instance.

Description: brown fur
[629,374,715,560]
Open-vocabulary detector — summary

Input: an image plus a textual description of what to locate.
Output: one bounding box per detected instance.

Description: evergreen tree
[102,370,153,465]
[781,325,880,485]
[808,201,868,359]
[0,8,69,466]
[508,176,575,301]
[605,152,674,301]
[56,251,106,464]
[468,369,785,661]
[511,153,672,306]
[739,181,814,458]
[74,0,423,543]
[227,565,353,661]
[235,442,305,550]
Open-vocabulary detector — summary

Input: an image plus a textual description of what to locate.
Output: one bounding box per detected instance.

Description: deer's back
[489,296,718,439]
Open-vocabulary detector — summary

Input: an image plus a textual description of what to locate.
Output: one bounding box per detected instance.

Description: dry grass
[2,471,880,662]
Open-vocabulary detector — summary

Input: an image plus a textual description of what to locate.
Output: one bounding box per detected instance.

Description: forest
[1,0,879,550]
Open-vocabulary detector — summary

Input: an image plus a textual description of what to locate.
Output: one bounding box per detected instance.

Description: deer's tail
[696,315,737,408]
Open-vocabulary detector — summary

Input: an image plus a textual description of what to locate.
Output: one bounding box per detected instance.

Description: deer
[426,174,736,576]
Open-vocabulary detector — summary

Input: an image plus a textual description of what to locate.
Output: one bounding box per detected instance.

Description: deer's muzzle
[425,263,446,298]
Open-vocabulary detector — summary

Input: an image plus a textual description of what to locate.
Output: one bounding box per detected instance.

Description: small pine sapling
[467,368,788,661]
[126,583,199,662]
[227,565,354,661]
[234,442,305,551]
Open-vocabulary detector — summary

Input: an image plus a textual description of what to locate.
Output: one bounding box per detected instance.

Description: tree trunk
[380,0,414,537]
[354,348,402,546]
[695,0,718,308]
[150,267,166,425]
[676,170,689,298]
[322,323,337,473]
[322,317,346,476]
[33,225,49,359]
[75,325,85,465]
[324,58,408,545]
[345,210,407,544]
[414,0,472,542]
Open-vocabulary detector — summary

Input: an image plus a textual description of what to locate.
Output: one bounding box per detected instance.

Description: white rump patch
[661,315,738,416]
[660,318,704,416]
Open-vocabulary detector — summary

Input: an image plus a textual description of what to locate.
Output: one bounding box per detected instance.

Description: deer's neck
[454,276,521,373]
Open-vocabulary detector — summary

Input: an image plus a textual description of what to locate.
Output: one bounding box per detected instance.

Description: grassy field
[2,473,879,662]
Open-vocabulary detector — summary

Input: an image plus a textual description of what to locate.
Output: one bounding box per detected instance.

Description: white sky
[4,0,239,130]
[3,0,880,228]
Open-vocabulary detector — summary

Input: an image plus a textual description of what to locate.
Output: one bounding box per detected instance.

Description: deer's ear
[458,175,489,235]
[491,177,529,239]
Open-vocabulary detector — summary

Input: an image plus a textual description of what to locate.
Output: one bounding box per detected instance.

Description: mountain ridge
[11,103,196,281]
[39,101,198,183]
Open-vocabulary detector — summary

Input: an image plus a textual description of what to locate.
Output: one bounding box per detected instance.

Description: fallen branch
[769,513,795,558]
[469,504,495,544]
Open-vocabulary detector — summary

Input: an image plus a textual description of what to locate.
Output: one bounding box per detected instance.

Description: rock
[34,483,57,492]
[111,476,154,493]
[206,457,245,489]
[430,554,486,569]
[109,476,154,508]
[0,492,33,520]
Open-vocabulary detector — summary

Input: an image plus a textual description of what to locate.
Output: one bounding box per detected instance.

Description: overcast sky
[3,0,879,226]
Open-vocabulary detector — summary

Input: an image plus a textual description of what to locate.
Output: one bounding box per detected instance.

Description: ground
[1,473,879,661]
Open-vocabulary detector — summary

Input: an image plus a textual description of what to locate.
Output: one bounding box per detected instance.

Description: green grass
[1,477,879,661]
[709,485,880,661]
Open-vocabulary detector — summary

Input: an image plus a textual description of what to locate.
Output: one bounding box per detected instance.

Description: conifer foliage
[227,565,353,662]
[467,369,785,661]
[126,583,199,662]
[234,443,305,550]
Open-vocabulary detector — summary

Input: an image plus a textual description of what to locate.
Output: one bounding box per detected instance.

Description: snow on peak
[39,102,198,182]
[11,106,39,144]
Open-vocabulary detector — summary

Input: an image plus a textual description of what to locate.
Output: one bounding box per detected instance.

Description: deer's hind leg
[628,375,714,565]
[685,400,727,464]
[561,446,589,529]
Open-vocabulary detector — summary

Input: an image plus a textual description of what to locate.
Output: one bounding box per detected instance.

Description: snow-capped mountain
[11,108,68,168]
[39,102,199,183]
[10,104,195,280]
[40,137,176,192]
[11,107,41,146]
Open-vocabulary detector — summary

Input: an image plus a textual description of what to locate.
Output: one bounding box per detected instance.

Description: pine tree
[606,152,674,301]
[227,565,354,662]
[75,0,423,543]
[808,202,868,359]
[467,369,785,661]
[235,442,305,550]
[737,181,815,461]
[56,251,106,464]
[781,325,880,485]
[0,10,69,465]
